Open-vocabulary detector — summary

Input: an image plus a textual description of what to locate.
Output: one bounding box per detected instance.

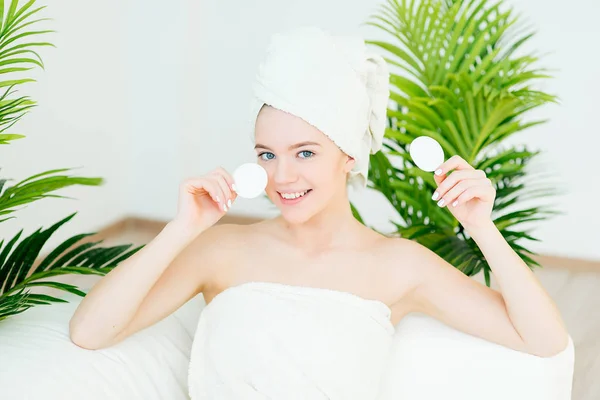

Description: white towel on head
[249,26,390,189]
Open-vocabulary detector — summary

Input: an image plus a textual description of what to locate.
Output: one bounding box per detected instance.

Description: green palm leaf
[0,0,53,70]
[0,168,104,222]
[0,213,144,321]
[0,1,141,321]
[0,132,22,143]
[360,0,560,286]
[0,0,53,145]
[0,85,34,137]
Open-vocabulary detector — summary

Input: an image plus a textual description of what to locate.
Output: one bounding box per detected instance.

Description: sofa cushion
[0,293,204,400]
[378,313,575,400]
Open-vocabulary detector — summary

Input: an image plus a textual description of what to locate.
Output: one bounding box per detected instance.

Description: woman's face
[254,105,355,224]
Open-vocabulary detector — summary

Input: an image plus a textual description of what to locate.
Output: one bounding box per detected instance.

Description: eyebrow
[254,141,322,151]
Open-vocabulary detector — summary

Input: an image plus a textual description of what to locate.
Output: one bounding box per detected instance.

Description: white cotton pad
[409,136,445,172]
[232,163,268,199]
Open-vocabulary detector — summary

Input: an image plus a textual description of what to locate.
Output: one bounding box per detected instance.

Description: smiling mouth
[277,189,312,200]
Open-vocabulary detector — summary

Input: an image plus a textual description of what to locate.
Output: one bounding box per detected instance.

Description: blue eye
[258,152,275,161]
[299,150,314,159]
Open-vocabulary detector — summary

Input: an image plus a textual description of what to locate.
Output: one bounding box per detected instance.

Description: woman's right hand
[172,167,237,232]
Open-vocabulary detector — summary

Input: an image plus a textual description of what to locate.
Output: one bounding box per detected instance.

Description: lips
[278,189,310,200]
[277,189,312,204]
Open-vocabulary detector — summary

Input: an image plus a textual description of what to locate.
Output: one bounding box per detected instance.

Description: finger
[212,174,233,211]
[183,178,221,206]
[211,168,237,209]
[433,169,486,201]
[453,183,495,207]
[205,175,228,212]
[436,178,480,207]
[213,167,236,193]
[434,155,474,179]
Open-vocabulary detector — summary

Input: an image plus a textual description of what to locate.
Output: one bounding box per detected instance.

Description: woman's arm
[69,170,237,349]
[402,230,568,358]
[401,155,568,358]
[469,220,567,354]
[69,220,209,349]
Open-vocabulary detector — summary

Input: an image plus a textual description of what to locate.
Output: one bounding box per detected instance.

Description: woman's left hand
[431,155,496,230]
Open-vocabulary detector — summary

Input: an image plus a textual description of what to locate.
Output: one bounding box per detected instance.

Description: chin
[279,209,315,225]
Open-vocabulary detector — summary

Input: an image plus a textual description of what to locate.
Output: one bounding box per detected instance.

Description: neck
[275,187,361,253]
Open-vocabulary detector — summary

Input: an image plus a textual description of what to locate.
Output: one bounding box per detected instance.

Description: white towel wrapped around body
[187,281,395,399]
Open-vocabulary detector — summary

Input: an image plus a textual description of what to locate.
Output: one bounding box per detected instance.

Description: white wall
[123,0,188,222]
[0,0,131,252]
[1,0,597,261]
[180,0,598,261]
[498,0,599,261]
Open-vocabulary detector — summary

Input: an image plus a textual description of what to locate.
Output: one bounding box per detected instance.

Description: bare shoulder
[383,234,476,288]
[376,235,425,274]
[379,235,447,278]
[374,235,448,305]
[190,221,261,263]
[377,234,550,356]
[189,220,266,284]
[195,222,250,247]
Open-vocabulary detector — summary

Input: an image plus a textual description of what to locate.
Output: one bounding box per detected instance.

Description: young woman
[69,27,569,399]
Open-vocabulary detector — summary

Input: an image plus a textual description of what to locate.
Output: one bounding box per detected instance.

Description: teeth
[281,190,309,199]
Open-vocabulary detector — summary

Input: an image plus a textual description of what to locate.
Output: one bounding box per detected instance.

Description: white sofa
[0,293,203,400]
[0,292,574,400]
[380,313,574,399]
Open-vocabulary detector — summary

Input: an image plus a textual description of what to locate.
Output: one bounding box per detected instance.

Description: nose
[272,158,299,186]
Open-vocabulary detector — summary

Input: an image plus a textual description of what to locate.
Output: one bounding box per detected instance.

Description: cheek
[257,161,275,181]
[305,159,337,183]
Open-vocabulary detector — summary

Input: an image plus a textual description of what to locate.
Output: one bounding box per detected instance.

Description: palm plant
[0,0,141,321]
[363,0,561,286]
